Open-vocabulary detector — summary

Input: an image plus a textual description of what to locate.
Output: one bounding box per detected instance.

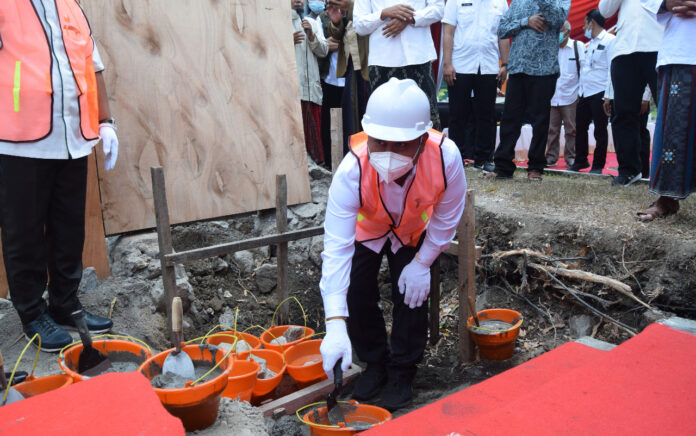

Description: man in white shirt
[318,78,466,411]
[569,10,615,174]
[442,0,510,173]
[636,0,696,221]
[545,21,582,167]
[353,0,444,129]
[599,0,663,186]
[0,0,118,352]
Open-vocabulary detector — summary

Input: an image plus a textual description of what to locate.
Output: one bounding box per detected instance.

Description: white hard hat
[361,78,433,142]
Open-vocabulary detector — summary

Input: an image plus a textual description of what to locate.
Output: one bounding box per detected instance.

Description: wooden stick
[429,256,441,345]
[492,248,569,268]
[276,175,289,325]
[528,262,651,309]
[330,108,343,174]
[458,190,476,362]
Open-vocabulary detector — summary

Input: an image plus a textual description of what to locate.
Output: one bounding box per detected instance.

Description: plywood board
[83,0,311,235]
[0,151,110,299]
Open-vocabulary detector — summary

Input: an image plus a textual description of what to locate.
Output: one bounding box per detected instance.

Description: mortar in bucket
[285,339,326,387]
[237,349,286,398]
[13,374,73,398]
[138,344,233,431]
[260,325,315,354]
[298,400,392,435]
[467,308,523,360]
[59,336,152,382]
[204,331,261,354]
[223,358,260,401]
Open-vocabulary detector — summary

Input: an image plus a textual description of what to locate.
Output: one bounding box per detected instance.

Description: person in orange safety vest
[0,0,118,353]
[319,77,467,411]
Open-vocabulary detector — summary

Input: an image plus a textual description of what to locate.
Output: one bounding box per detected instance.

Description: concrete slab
[575,336,616,351]
[658,317,696,335]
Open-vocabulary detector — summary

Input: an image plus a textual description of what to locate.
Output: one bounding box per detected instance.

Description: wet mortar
[151,361,222,389]
[470,320,514,334]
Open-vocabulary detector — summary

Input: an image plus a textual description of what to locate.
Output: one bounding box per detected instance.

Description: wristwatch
[99,117,116,126]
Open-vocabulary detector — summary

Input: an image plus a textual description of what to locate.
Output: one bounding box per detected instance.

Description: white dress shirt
[599,0,663,61]
[0,0,105,160]
[316,23,346,87]
[578,30,615,98]
[319,137,467,318]
[641,0,696,67]
[442,0,508,75]
[551,39,583,106]
[354,0,444,67]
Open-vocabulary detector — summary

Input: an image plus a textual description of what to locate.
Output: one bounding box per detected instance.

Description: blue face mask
[584,27,592,40]
[308,1,325,13]
[559,32,567,44]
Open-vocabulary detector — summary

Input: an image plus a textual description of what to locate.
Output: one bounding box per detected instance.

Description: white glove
[398,255,431,309]
[99,124,119,171]
[320,319,352,380]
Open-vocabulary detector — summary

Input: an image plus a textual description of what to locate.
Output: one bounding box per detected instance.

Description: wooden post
[429,255,441,345]
[458,190,476,362]
[330,108,343,173]
[275,175,289,325]
[151,166,178,342]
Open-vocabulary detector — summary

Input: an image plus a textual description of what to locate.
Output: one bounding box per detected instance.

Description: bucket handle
[295,399,358,429]
[3,333,41,405]
[270,296,307,329]
[242,324,288,358]
[187,344,236,387]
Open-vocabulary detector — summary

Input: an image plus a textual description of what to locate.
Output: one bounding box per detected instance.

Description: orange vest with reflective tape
[350,130,447,248]
[0,0,99,143]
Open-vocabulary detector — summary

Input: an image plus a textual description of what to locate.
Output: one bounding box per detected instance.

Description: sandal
[527,169,543,182]
[636,197,680,222]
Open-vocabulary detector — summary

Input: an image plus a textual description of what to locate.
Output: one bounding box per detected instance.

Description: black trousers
[448,73,498,164]
[493,73,558,176]
[575,92,609,170]
[320,80,350,166]
[610,52,658,177]
[346,240,427,377]
[0,155,87,325]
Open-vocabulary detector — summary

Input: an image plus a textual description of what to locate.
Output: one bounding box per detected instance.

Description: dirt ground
[1,167,694,435]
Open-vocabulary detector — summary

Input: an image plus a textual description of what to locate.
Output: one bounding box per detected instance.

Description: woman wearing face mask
[318,78,467,411]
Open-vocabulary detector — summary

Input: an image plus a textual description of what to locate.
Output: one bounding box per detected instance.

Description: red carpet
[367,324,696,435]
[0,372,184,435]
[516,152,621,176]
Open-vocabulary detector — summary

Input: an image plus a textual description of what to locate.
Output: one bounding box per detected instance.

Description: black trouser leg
[494,74,526,176]
[320,80,344,166]
[46,157,88,317]
[575,95,593,165]
[385,243,426,376]
[346,243,389,365]
[448,73,475,159]
[525,75,558,172]
[589,92,609,171]
[472,73,498,164]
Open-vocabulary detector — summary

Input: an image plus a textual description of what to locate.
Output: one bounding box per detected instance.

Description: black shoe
[379,372,414,412]
[23,313,73,353]
[611,172,642,187]
[351,364,387,400]
[473,161,496,173]
[568,161,590,172]
[589,168,603,175]
[546,159,558,167]
[52,309,113,334]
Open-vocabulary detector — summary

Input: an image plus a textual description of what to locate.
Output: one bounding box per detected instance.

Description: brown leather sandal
[636,197,680,222]
[527,169,543,181]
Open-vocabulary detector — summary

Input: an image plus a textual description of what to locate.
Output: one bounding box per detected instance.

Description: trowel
[0,351,25,406]
[162,297,195,379]
[74,309,112,376]
[326,359,346,425]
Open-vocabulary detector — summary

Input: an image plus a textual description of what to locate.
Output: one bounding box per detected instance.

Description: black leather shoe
[352,364,387,400]
[51,309,113,334]
[380,372,414,412]
[568,161,590,172]
[23,313,73,353]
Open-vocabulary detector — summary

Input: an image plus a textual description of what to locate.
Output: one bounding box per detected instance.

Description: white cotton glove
[398,255,431,309]
[320,319,352,380]
[99,124,119,171]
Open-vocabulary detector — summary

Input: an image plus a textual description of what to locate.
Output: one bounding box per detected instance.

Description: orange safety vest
[350,130,448,248]
[0,0,99,143]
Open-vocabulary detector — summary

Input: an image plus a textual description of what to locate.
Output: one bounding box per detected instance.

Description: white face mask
[367,140,422,184]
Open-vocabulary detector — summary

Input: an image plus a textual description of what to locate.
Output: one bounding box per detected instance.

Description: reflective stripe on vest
[0,0,99,143]
[351,130,447,248]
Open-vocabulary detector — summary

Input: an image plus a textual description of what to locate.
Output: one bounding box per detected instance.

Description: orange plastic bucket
[237,348,287,398]
[467,308,523,360]
[138,344,233,431]
[12,374,73,398]
[285,339,326,386]
[300,400,392,435]
[223,358,260,401]
[204,331,262,354]
[260,325,315,354]
[59,339,152,382]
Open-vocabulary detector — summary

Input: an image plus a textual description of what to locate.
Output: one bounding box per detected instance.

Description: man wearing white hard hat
[319,78,466,411]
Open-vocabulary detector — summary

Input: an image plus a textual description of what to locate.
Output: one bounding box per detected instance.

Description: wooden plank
[276,175,289,325]
[429,256,441,345]
[165,227,324,266]
[82,0,311,235]
[258,365,362,417]
[151,167,178,340]
[458,190,476,362]
[330,108,343,173]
